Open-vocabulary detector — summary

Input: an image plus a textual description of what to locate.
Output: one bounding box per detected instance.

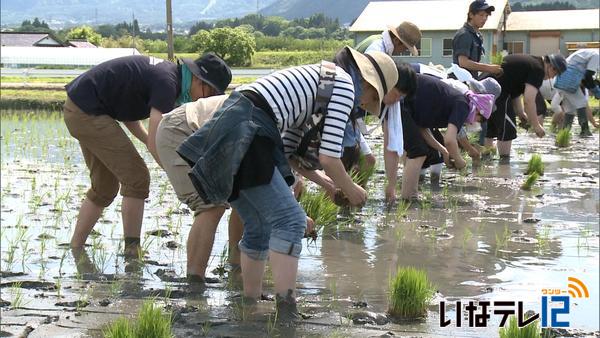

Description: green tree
[143,39,168,53]
[66,25,102,46]
[262,16,287,36]
[18,17,51,32]
[191,27,255,66]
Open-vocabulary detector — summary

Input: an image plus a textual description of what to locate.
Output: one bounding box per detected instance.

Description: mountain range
[1,0,597,30]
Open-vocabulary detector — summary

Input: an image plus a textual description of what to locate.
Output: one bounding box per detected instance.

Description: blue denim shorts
[231,168,306,260]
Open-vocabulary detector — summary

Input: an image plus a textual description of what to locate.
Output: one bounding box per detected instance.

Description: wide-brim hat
[387,21,422,56]
[346,47,398,116]
[181,53,232,94]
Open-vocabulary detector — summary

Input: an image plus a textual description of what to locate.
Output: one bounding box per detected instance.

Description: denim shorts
[231,168,306,260]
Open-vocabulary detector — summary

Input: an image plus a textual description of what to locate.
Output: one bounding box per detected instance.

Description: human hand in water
[534,124,546,138]
[453,157,467,170]
[304,216,316,240]
[344,183,367,207]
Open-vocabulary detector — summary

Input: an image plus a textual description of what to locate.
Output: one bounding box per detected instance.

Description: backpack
[554,64,585,94]
[291,60,337,170]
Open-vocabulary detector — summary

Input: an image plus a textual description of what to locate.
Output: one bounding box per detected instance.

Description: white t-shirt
[567,49,599,73]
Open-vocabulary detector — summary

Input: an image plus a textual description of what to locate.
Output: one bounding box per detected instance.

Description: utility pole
[166,0,174,61]
[132,12,136,49]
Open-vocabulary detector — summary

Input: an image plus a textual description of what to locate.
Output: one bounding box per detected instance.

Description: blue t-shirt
[65,55,179,121]
[403,74,469,129]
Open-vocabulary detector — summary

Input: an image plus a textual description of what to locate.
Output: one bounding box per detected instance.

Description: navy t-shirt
[65,55,179,121]
[403,74,469,129]
[452,23,484,78]
[498,54,545,98]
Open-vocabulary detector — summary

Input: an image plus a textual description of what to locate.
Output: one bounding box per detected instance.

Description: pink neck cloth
[465,90,495,123]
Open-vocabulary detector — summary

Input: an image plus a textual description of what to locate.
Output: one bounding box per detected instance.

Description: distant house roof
[0,32,65,47]
[67,39,98,48]
[1,46,141,66]
[506,9,600,31]
[349,0,508,33]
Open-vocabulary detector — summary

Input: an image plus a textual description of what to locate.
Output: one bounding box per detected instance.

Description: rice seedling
[524,154,544,176]
[536,226,551,253]
[498,315,542,338]
[103,299,173,338]
[266,310,279,336]
[104,317,134,338]
[200,321,212,336]
[4,240,17,271]
[10,282,25,309]
[462,228,473,249]
[521,172,540,191]
[395,199,411,220]
[555,128,571,148]
[350,154,376,187]
[495,225,511,253]
[388,266,435,319]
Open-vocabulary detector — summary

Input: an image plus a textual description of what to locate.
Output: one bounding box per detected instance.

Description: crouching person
[389,64,496,200]
[176,49,397,319]
[64,53,229,256]
[156,92,246,282]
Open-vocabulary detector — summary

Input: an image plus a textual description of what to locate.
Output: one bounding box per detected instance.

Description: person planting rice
[156,93,246,283]
[63,53,231,256]
[482,53,567,162]
[545,48,599,136]
[176,48,397,319]
[385,64,498,200]
[355,21,422,202]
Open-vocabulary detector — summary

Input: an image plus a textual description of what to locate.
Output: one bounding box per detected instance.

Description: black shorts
[486,94,517,141]
[401,111,444,168]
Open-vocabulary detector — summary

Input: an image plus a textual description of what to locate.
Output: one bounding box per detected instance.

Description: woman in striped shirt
[177,48,397,318]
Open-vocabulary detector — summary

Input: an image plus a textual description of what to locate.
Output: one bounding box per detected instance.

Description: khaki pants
[63,97,150,207]
[156,107,225,215]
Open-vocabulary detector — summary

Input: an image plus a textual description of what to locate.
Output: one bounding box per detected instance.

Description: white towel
[386,101,403,156]
[365,30,394,55]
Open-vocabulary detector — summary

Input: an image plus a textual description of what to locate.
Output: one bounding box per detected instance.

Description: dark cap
[181,53,232,94]
[545,53,567,74]
[469,0,495,13]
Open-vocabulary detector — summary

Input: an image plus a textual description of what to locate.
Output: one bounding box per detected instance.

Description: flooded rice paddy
[1,110,598,337]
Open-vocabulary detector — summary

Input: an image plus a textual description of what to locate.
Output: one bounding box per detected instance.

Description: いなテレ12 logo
[541,276,590,328]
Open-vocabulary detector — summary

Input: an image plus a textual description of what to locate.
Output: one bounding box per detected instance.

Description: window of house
[504,41,524,54]
[398,38,432,57]
[442,38,453,57]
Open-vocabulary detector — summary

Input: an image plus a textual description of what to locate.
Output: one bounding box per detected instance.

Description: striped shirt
[237,64,355,158]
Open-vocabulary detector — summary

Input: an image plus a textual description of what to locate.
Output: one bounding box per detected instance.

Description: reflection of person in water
[71,247,143,297]
[317,225,372,297]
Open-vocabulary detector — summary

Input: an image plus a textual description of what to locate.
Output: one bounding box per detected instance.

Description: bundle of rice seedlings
[555,128,571,147]
[388,266,435,319]
[521,172,539,191]
[525,154,544,176]
[499,315,542,338]
[104,299,173,338]
[299,189,338,236]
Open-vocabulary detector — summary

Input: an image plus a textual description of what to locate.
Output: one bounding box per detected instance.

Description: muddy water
[1,110,598,337]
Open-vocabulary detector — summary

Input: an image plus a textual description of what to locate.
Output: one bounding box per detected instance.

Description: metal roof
[349,0,508,32]
[1,46,141,66]
[67,40,98,48]
[506,9,600,31]
[0,32,64,47]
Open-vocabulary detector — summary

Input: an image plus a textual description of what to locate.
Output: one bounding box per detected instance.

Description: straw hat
[387,21,422,56]
[346,47,398,116]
